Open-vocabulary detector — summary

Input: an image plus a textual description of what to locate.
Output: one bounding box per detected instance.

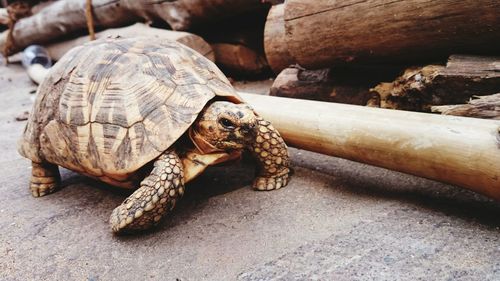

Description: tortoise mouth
[216,141,247,150]
[221,123,257,147]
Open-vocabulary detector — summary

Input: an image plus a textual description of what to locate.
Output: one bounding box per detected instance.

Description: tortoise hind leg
[109,151,185,234]
[30,162,61,197]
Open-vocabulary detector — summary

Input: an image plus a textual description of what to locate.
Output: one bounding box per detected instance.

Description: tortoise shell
[19,37,242,182]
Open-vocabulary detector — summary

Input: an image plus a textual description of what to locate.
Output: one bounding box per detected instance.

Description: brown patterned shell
[19,37,242,180]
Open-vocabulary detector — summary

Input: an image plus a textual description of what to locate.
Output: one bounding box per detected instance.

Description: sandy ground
[0,63,499,281]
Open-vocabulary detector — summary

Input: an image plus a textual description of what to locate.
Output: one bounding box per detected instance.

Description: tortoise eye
[219,118,235,129]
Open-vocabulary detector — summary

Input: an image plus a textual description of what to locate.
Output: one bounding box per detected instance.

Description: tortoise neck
[188,127,224,154]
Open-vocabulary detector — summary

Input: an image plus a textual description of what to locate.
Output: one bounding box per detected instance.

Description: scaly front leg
[109,151,184,234]
[251,117,290,191]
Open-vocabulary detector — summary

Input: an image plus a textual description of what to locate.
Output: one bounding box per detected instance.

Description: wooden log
[122,0,267,31]
[0,0,139,56]
[270,65,404,105]
[195,8,268,50]
[264,4,293,74]
[193,9,269,76]
[45,23,214,61]
[270,66,375,106]
[371,55,500,111]
[0,0,270,56]
[284,0,500,68]
[240,93,500,200]
[431,94,500,120]
[211,43,268,77]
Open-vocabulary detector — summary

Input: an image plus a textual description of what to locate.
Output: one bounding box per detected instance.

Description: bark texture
[431,94,500,120]
[371,55,500,111]
[211,43,268,76]
[284,0,500,68]
[270,65,403,106]
[123,0,266,31]
[0,0,137,56]
[264,4,293,74]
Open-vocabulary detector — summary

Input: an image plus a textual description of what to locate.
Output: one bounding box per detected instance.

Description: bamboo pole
[240,93,500,200]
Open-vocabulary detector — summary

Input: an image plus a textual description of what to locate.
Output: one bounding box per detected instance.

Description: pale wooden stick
[240,93,500,200]
[85,0,96,40]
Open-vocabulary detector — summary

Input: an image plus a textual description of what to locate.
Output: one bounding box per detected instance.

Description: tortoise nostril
[241,123,255,134]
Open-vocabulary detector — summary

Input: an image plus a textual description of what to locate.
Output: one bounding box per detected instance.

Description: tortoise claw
[253,173,289,191]
[30,182,59,197]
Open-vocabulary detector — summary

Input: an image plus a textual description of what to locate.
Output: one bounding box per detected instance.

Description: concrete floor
[1,63,499,281]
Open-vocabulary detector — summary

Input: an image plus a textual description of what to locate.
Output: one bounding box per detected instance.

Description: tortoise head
[191,101,258,152]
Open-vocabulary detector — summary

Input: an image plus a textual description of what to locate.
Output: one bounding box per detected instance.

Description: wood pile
[1,0,499,119]
[2,0,499,198]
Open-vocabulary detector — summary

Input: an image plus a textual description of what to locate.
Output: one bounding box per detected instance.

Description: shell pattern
[19,37,241,183]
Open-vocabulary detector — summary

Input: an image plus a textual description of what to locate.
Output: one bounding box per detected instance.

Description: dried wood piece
[193,9,269,76]
[284,0,500,68]
[371,55,500,111]
[270,66,375,106]
[431,94,500,120]
[211,43,268,76]
[270,65,404,106]
[45,23,214,61]
[241,93,500,200]
[264,4,293,74]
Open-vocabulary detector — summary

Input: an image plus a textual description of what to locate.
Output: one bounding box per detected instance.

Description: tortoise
[18,37,290,234]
